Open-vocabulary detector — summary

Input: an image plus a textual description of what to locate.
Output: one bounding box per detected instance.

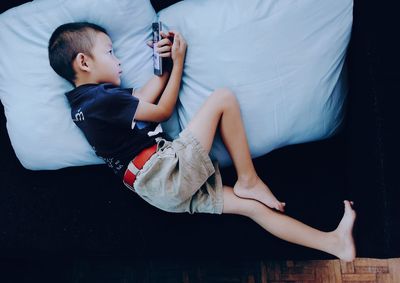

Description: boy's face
[89,32,122,86]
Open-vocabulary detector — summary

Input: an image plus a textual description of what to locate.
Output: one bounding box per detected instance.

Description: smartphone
[152,21,163,76]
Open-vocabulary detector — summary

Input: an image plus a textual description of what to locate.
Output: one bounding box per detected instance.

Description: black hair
[48,22,108,85]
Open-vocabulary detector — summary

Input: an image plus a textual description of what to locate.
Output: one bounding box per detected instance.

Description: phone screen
[152,22,163,76]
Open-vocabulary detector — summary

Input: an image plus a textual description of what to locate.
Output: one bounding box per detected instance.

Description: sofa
[0,0,398,263]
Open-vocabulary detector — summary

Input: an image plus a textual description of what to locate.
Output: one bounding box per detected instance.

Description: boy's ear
[74,52,91,72]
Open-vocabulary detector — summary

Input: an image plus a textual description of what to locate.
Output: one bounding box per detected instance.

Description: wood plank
[313,261,343,283]
[355,266,389,274]
[342,273,377,281]
[356,258,389,267]
[315,266,332,283]
[246,274,256,283]
[377,273,392,283]
[388,258,400,283]
[340,260,355,274]
[260,261,268,283]
[182,271,190,283]
[332,260,344,283]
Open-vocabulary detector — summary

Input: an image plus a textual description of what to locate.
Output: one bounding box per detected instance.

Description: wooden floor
[4,257,400,282]
[67,257,400,283]
[258,258,400,283]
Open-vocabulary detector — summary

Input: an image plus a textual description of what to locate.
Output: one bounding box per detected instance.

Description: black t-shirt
[66,83,168,179]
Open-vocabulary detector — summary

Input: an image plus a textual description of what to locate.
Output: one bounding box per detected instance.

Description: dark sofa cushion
[1,0,399,260]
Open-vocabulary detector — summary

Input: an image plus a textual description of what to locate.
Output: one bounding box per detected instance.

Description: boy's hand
[146,31,173,58]
[146,31,186,65]
[169,31,187,66]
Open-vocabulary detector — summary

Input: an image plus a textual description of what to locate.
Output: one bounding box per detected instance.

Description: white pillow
[159,0,352,166]
[0,0,158,170]
[0,0,352,170]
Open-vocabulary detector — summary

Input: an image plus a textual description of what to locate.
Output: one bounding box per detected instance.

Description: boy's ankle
[237,173,259,187]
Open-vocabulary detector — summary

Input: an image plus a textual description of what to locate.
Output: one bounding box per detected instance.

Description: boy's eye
[108,50,113,54]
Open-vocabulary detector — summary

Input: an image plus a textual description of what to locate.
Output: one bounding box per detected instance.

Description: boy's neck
[75,77,98,88]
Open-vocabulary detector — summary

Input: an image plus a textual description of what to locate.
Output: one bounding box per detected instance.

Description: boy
[48,22,356,262]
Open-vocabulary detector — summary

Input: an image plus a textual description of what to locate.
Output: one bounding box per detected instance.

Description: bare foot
[233,176,286,212]
[332,200,357,262]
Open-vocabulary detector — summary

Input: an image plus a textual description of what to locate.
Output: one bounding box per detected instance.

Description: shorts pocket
[157,145,176,159]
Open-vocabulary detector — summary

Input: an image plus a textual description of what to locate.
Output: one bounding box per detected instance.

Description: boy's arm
[134,62,183,122]
[134,32,186,123]
[133,71,170,104]
[133,31,173,104]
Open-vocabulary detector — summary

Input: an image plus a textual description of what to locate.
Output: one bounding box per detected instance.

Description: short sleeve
[91,84,139,129]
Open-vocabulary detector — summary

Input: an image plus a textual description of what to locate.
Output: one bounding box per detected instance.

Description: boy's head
[48,22,122,87]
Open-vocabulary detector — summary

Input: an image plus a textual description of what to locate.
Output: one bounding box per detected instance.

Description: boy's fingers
[160,31,172,37]
[160,52,171,58]
[146,40,153,48]
[175,34,185,47]
[157,38,172,47]
[160,31,175,43]
[172,34,180,49]
[156,45,171,53]
[174,33,181,42]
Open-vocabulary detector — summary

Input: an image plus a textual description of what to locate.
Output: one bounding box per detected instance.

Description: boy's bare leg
[222,186,356,262]
[186,88,285,211]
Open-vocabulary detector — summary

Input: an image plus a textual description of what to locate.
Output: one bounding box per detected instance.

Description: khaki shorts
[130,128,224,214]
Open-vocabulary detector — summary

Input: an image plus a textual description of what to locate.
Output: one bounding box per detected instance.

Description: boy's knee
[214,87,235,99]
[212,88,238,107]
